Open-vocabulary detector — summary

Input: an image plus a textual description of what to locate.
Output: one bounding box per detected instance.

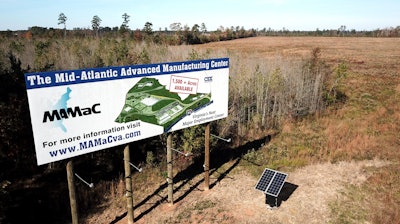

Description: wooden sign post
[204,123,210,190]
[124,144,135,224]
[167,133,174,205]
[66,160,78,224]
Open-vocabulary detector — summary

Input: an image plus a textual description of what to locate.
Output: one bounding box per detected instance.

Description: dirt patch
[203,160,387,224]
[396,84,400,93]
[93,159,388,224]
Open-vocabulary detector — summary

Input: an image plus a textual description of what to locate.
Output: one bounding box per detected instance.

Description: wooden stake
[204,123,210,190]
[66,160,78,224]
[167,133,174,204]
[124,144,134,224]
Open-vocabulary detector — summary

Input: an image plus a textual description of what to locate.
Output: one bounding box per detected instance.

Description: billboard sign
[25,58,229,165]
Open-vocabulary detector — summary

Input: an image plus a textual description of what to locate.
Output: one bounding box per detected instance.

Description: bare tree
[200,23,207,33]
[169,22,182,32]
[338,25,346,37]
[121,13,130,32]
[91,15,102,38]
[58,13,67,38]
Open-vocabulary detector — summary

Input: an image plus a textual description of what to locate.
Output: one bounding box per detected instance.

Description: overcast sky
[1,0,399,31]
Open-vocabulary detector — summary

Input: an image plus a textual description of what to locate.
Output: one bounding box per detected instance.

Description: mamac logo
[42,87,101,132]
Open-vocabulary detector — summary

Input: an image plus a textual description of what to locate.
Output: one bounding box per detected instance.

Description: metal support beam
[172,148,190,157]
[210,133,231,143]
[124,159,143,172]
[74,173,94,188]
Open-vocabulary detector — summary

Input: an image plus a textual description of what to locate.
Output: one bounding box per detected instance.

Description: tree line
[1,12,399,44]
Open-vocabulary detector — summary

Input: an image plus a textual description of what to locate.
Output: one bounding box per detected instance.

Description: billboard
[25,58,229,165]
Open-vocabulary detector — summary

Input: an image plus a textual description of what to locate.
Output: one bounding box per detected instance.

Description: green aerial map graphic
[115,77,211,130]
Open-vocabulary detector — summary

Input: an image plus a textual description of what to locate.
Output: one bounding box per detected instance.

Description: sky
[1,0,399,31]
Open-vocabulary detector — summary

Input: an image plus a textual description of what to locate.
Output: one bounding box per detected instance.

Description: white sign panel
[25,58,229,165]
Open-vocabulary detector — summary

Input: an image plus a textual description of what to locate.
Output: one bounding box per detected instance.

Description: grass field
[82,36,400,223]
[201,36,400,223]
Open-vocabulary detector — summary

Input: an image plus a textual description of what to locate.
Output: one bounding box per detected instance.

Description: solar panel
[266,172,287,197]
[255,168,288,197]
[255,169,275,192]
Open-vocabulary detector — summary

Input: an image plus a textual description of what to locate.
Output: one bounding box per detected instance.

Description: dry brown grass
[196,37,400,223]
[83,36,400,224]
